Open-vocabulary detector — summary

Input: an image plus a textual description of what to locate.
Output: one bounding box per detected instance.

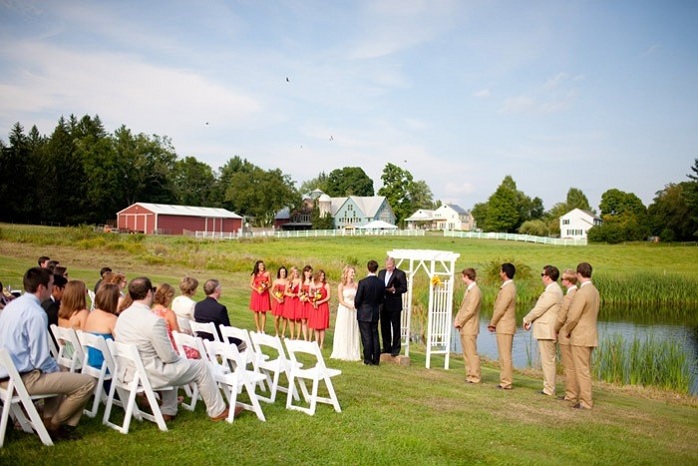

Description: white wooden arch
[387,249,460,369]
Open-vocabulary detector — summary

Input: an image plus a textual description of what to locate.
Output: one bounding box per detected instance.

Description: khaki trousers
[538,339,556,395]
[459,333,481,383]
[571,345,594,408]
[558,343,577,401]
[496,333,513,388]
[0,369,96,427]
[156,359,226,417]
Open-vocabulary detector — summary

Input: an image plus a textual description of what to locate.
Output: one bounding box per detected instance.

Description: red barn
[116,202,243,235]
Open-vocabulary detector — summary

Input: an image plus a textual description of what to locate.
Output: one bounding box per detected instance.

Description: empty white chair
[189,321,221,342]
[76,330,115,418]
[203,340,266,423]
[284,339,342,416]
[87,289,96,311]
[218,325,251,353]
[50,325,85,372]
[103,340,173,433]
[0,348,56,447]
[171,330,209,411]
[249,331,300,404]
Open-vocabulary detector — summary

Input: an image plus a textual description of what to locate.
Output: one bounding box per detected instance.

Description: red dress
[308,286,330,331]
[300,283,313,320]
[250,273,271,312]
[284,282,300,320]
[271,282,286,317]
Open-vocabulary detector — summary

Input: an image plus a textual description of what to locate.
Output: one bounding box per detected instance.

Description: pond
[448,306,698,395]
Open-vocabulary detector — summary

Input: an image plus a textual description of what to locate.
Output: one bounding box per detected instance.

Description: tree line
[470,161,698,243]
[0,114,437,227]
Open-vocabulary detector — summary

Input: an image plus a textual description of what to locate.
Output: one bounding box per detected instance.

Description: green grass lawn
[1,226,697,464]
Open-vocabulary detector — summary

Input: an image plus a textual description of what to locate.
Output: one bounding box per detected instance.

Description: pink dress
[271,282,286,317]
[250,273,272,312]
[151,307,200,359]
[308,286,330,331]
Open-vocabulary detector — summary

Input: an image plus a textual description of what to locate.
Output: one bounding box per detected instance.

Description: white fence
[185,228,426,240]
[443,230,587,246]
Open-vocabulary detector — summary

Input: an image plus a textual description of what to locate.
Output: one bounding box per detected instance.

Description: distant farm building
[559,208,602,240]
[117,202,243,235]
[405,204,475,231]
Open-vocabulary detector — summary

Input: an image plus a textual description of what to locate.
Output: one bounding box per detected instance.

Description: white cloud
[473,88,491,98]
[544,72,569,89]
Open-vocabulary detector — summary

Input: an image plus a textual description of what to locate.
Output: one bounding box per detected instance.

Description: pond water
[448,309,698,395]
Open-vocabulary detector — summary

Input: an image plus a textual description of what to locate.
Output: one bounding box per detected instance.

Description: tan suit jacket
[115,302,191,388]
[490,281,516,334]
[554,287,577,345]
[454,284,481,336]
[524,282,562,340]
[561,281,600,347]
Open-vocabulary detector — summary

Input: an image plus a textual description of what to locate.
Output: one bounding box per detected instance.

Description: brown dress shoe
[162,414,176,422]
[210,408,229,422]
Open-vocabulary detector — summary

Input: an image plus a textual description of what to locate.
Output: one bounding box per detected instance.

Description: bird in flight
[329,135,334,141]
[286,77,290,82]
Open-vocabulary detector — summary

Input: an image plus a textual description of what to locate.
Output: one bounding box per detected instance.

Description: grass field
[1,225,697,464]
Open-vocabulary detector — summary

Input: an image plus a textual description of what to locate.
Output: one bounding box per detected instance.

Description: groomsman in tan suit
[554,269,578,401]
[454,268,482,384]
[523,265,563,396]
[488,263,516,389]
[561,262,600,409]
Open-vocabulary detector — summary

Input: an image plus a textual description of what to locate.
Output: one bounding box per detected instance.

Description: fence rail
[183,228,427,240]
[443,230,587,246]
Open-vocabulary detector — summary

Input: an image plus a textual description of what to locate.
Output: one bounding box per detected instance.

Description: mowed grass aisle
[0,227,697,464]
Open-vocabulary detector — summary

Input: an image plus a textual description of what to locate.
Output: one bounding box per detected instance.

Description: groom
[354,260,385,366]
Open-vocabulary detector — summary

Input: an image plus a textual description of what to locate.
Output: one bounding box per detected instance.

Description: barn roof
[118,202,242,219]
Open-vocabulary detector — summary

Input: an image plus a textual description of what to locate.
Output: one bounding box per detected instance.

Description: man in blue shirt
[0,267,95,441]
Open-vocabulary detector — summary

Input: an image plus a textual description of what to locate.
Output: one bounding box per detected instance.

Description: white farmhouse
[405,204,475,231]
[559,208,602,239]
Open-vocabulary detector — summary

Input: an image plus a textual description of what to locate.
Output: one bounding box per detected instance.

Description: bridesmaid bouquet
[274,290,284,299]
[258,281,269,293]
[299,290,309,302]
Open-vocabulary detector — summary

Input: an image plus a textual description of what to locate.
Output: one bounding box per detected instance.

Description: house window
[562,219,570,225]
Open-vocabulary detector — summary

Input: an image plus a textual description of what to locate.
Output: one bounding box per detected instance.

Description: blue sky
[1,0,696,212]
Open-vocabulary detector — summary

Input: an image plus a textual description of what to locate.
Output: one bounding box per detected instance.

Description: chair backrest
[189,321,221,342]
[250,332,288,364]
[76,330,115,380]
[171,331,208,361]
[284,339,326,371]
[106,339,154,393]
[50,324,85,372]
[203,339,242,374]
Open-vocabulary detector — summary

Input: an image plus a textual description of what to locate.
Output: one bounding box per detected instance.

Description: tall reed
[593,333,694,394]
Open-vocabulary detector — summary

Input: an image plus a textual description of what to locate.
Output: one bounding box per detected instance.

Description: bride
[330,265,360,361]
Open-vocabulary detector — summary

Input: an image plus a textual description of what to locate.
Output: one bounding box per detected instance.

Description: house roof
[118,202,242,219]
[561,207,601,220]
[330,195,387,217]
[358,220,397,229]
[405,209,435,221]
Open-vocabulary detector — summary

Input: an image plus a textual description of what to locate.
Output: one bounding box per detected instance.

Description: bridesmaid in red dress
[270,266,288,338]
[249,260,272,333]
[308,270,331,349]
[300,265,313,341]
[283,267,301,339]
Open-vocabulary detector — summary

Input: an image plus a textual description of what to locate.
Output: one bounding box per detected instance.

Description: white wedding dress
[330,285,361,361]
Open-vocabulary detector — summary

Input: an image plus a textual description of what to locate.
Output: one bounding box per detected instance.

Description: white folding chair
[249,332,300,404]
[0,348,56,447]
[87,289,96,311]
[284,339,342,416]
[171,331,209,411]
[189,321,221,342]
[103,340,172,433]
[76,330,115,418]
[50,325,85,372]
[203,340,266,423]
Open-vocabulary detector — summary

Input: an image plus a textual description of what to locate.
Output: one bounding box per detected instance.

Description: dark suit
[377,267,407,356]
[193,296,242,347]
[354,274,385,365]
[41,297,60,329]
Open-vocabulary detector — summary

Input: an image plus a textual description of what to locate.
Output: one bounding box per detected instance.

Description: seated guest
[84,284,120,370]
[0,267,95,440]
[0,280,16,311]
[38,256,51,268]
[54,266,68,278]
[42,274,68,329]
[194,279,245,350]
[115,277,236,422]
[47,260,60,273]
[102,272,127,311]
[171,276,199,333]
[58,280,90,331]
[152,283,199,359]
[93,266,112,294]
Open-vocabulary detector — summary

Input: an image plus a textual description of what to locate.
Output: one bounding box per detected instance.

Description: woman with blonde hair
[58,280,89,331]
[283,267,301,339]
[172,276,199,333]
[330,265,360,361]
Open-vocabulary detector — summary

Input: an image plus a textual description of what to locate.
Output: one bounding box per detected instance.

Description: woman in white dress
[330,265,361,361]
